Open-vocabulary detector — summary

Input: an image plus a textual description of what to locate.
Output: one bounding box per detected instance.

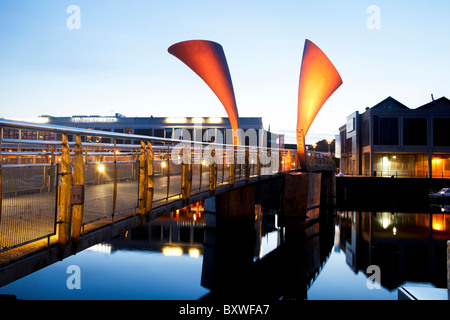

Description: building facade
[3,114,280,147]
[339,96,450,178]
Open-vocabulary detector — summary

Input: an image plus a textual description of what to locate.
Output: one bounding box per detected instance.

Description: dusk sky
[1,1,449,144]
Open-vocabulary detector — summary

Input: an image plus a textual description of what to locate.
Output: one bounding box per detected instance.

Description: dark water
[0,202,448,300]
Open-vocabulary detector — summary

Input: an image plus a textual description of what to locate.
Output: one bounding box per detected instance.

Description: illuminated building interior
[339,96,450,177]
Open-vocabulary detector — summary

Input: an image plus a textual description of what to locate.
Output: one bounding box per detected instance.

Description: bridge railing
[306,151,336,168]
[0,119,298,253]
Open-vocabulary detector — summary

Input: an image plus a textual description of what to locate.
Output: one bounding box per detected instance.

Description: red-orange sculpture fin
[296,39,343,170]
[168,40,240,144]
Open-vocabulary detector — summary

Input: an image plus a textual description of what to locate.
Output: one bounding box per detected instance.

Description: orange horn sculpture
[168,40,240,145]
[296,39,343,171]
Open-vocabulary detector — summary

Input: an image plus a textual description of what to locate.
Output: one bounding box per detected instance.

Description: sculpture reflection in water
[104,202,449,299]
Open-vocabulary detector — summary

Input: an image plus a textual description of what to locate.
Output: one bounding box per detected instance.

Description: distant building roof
[417,96,450,110]
[371,96,409,110]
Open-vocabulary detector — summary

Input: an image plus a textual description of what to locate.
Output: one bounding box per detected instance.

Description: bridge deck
[0,174,278,287]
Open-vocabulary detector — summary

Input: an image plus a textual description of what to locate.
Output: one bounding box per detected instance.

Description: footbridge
[0,119,335,287]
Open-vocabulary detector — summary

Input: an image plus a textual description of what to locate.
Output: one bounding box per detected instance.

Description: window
[362,119,370,146]
[433,118,450,146]
[101,129,111,143]
[403,118,427,146]
[154,128,164,138]
[114,129,124,144]
[134,128,153,136]
[165,128,172,139]
[374,117,399,145]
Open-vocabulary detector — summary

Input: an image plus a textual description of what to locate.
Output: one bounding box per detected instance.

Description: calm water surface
[0,206,448,300]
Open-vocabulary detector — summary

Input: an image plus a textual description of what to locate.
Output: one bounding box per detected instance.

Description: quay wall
[336,176,450,210]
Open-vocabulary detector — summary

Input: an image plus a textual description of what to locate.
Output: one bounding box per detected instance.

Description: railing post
[245,146,250,181]
[112,140,117,222]
[209,147,217,195]
[257,148,261,178]
[139,141,147,220]
[166,145,170,201]
[71,135,84,250]
[146,141,154,216]
[287,150,292,171]
[230,146,236,185]
[278,149,282,173]
[181,143,192,204]
[58,134,72,253]
[0,133,2,229]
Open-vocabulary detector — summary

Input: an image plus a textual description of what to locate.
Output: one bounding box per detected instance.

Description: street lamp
[327,140,332,154]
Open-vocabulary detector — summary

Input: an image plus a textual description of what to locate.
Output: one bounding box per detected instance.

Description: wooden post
[257,148,261,178]
[296,129,308,172]
[139,141,147,220]
[278,149,283,173]
[209,147,217,195]
[166,145,170,201]
[245,147,250,181]
[287,151,292,172]
[0,134,2,228]
[181,143,192,203]
[71,135,84,249]
[58,134,72,252]
[146,141,154,216]
[229,147,236,185]
[112,139,117,222]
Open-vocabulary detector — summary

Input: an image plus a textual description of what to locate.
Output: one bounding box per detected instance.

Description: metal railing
[0,118,316,253]
[348,170,450,178]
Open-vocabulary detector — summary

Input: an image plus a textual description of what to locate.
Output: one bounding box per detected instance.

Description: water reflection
[0,199,448,300]
[335,211,449,291]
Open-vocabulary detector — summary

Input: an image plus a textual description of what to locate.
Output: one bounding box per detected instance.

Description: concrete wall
[336,176,450,210]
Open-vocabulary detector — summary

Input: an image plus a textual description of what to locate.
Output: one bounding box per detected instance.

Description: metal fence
[0,119,318,253]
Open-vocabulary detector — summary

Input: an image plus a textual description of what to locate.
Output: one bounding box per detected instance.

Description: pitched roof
[417,96,450,110]
[371,96,409,110]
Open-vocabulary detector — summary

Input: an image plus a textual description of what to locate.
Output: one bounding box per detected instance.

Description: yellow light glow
[189,248,200,258]
[382,217,390,229]
[433,158,441,164]
[162,246,183,256]
[161,161,167,168]
[381,212,390,229]
[432,215,446,231]
[97,164,105,173]
[192,117,204,123]
[193,213,197,221]
[207,117,223,124]
[393,155,397,159]
[202,159,206,166]
[165,117,188,123]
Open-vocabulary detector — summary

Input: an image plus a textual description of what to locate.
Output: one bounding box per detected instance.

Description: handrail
[0,118,285,151]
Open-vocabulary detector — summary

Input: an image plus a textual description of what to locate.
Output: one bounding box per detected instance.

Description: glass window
[403,118,427,146]
[433,118,450,146]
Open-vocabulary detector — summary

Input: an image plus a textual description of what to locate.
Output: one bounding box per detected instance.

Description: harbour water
[0,200,448,300]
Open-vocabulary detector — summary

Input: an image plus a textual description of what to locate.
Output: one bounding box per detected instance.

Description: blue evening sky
[0,0,449,144]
